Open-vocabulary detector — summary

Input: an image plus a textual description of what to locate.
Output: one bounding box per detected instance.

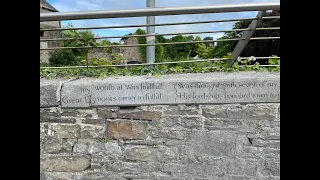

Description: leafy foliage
[61,23,98,64]
[267,55,280,71]
[120,33,133,42]
[164,35,197,60]
[88,53,124,66]
[196,38,215,59]
[134,28,165,63]
[135,29,147,61]
[213,10,280,62]
[88,58,110,66]
[62,24,97,49]
[42,13,281,76]
[133,33,217,61]
[203,36,214,47]
[49,49,79,67]
[96,39,113,53]
[41,56,279,79]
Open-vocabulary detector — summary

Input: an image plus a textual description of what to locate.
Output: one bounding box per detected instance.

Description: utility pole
[146,0,155,64]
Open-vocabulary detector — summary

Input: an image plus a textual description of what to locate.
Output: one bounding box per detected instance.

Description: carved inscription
[173,81,279,103]
[60,83,91,108]
[90,83,165,106]
[60,76,280,107]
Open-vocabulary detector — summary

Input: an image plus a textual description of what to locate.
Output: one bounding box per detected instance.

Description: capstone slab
[40,78,60,107]
[47,72,280,108]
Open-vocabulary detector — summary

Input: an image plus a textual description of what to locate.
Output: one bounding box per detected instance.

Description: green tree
[97,39,112,46]
[197,44,215,59]
[49,49,78,66]
[212,32,237,58]
[164,35,197,60]
[61,23,98,65]
[135,28,147,61]
[134,28,165,63]
[203,36,214,47]
[120,33,133,42]
[213,10,280,62]
[156,35,167,43]
[193,36,215,59]
[97,39,113,53]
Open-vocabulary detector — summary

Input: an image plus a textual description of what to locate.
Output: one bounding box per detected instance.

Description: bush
[49,49,79,66]
[88,58,109,66]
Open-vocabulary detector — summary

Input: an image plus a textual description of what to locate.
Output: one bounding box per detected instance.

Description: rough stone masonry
[40,72,280,180]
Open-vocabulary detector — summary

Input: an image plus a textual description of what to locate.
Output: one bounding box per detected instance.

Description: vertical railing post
[146,0,155,64]
[228,11,266,67]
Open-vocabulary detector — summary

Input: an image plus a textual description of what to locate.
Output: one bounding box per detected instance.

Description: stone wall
[40,42,50,63]
[120,37,142,62]
[40,8,61,48]
[40,8,62,64]
[83,37,142,65]
[87,48,112,62]
[40,72,280,180]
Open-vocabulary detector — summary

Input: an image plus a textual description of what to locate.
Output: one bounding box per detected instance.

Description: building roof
[40,0,58,12]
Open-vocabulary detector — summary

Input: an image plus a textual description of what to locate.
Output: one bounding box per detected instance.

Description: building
[40,0,61,48]
[119,36,142,63]
[88,37,143,64]
[40,0,61,63]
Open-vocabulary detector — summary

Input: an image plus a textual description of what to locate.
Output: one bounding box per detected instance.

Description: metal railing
[40,2,280,69]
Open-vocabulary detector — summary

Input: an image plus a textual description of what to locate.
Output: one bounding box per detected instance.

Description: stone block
[40,155,90,172]
[107,121,148,140]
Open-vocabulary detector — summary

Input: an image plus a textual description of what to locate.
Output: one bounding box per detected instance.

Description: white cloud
[47,0,279,41]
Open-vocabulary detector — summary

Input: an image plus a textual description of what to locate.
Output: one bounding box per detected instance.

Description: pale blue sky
[46,0,279,42]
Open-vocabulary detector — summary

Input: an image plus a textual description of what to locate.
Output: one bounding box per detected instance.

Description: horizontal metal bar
[40,2,280,22]
[253,65,280,67]
[202,64,280,70]
[40,27,280,42]
[261,16,280,19]
[249,37,280,40]
[40,37,279,50]
[40,58,232,69]
[40,38,244,50]
[239,57,280,59]
[198,64,280,71]
[40,28,251,41]
[40,61,280,70]
[256,27,280,30]
[40,16,280,32]
[183,64,280,71]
